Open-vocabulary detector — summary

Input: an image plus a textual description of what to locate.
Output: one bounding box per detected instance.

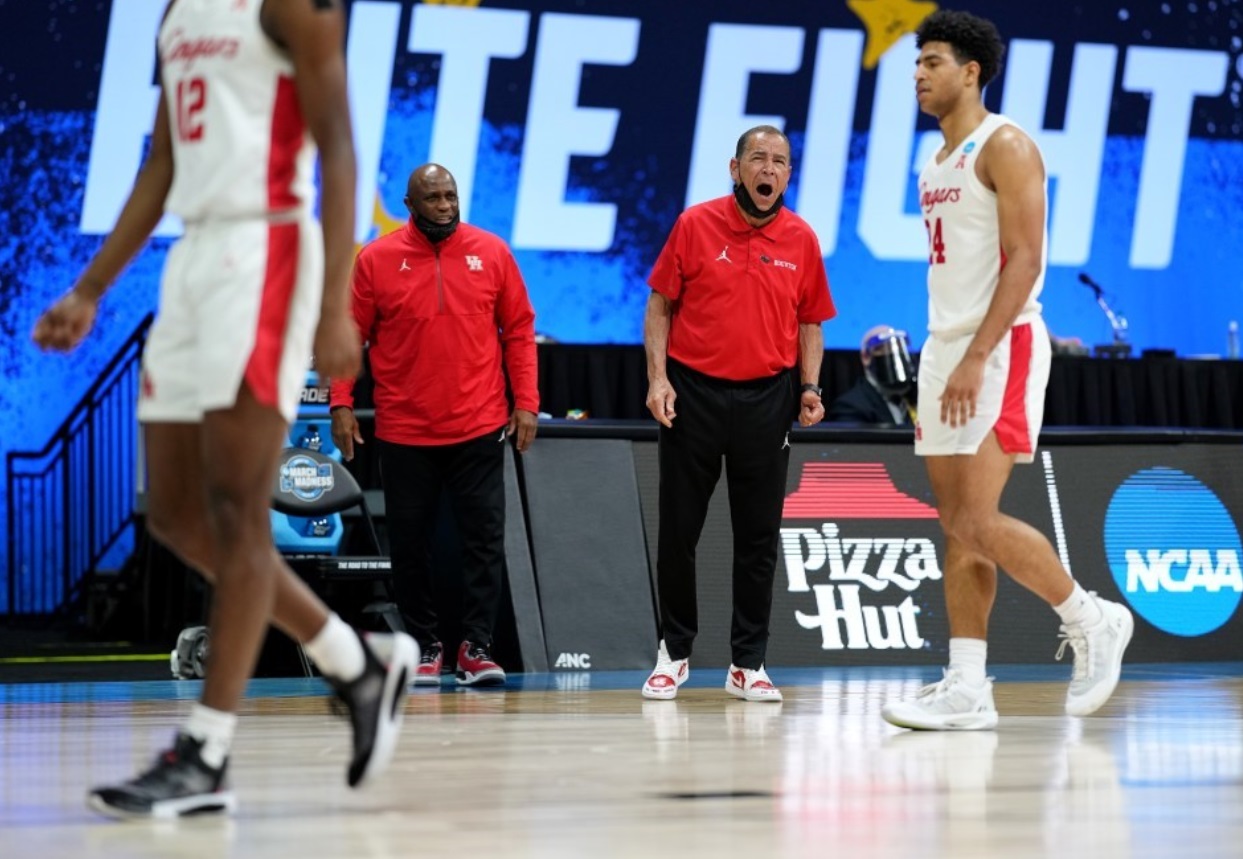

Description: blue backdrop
[2,0,1241,591]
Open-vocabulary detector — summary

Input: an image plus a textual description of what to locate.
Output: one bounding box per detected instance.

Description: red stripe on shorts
[268,76,304,210]
[243,222,298,408]
[994,322,1033,455]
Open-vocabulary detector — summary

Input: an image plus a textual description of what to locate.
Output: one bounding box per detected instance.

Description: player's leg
[200,385,417,789]
[881,455,1000,731]
[946,434,1133,715]
[88,235,248,819]
[195,385,302,710]
[257,217,419,780]
[939,434,1074,603]
[142,421,335,642]
[885,329,1004,730]
[86,390,285,820]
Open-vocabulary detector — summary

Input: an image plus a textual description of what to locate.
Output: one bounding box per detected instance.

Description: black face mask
[733,182,784,221]
[414,211,460,244]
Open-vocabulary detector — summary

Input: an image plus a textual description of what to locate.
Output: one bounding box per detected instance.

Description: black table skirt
[338,345,1241,495]
[533,346,1243,430]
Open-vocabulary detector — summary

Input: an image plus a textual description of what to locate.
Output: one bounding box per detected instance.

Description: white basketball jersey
[918,113,1046,336]
[159,0,316,222]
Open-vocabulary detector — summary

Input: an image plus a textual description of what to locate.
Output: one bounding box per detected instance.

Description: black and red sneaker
[328,631,419,787]
[87,732,235,819]
[412,641,444,687]
[455,640,506,686]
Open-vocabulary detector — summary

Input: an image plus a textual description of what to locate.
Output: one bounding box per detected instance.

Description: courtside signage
[1104,467,1243,637]
[779,462,941,651]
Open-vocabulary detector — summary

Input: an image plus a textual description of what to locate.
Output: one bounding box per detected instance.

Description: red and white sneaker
[411,641,443,687]
[641,641,689,700]
[726,665,782,702]
[455,640,506,687]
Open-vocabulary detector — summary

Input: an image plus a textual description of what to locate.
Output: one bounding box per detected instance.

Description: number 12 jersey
[159,0,316,223]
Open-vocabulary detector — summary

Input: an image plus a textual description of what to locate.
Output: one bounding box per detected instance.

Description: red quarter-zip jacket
[329,220,539,445]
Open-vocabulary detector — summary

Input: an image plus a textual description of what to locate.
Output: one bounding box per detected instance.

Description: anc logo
[1104,468,1243,637]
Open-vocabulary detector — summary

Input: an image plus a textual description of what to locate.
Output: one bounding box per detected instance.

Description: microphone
[1079,272,1130,354]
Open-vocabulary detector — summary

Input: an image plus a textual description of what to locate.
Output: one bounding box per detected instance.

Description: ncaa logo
[1104,468,1243,637]
[279,454,335,503]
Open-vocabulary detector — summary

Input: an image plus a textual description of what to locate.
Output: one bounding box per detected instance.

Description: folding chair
[169,448,404,680]
[271,447,405,675]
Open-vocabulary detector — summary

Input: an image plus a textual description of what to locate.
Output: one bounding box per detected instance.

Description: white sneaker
[1057,596,1134,717]
[725,665,783,702]
[642,641,689,700]
[881,669,999,731]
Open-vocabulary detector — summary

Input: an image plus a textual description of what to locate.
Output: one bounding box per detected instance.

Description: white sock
[184,703,237,770]
[303,613,366,683]
[1053,583,1103,628]
[948,637,988,687]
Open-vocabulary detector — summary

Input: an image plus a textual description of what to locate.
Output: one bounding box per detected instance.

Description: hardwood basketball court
[1,663,1240,858]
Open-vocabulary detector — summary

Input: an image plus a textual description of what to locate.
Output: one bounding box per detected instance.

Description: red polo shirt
[648,195,836,381]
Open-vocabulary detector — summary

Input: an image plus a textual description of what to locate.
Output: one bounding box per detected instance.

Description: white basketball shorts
[137,216,322,425]
[914,316,1051,463]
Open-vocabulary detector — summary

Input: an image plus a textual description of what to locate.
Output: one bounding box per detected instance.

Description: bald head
[407,163,456,197]
[404,163,460,230]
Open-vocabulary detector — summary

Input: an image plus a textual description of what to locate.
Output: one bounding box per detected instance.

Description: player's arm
[78,95,175,302]
[263,0,359,380]
[965,126,1046,362]
[939,127,1046,426]
[32,88,174,351]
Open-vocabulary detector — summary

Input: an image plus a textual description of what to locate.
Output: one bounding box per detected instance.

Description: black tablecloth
[533,346,1243,429]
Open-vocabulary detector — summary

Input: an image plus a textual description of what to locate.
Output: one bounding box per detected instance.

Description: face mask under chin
[733,182,784,220]
[414,212,460,243]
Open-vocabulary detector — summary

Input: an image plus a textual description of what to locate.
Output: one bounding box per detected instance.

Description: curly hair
[915,9,1005,88]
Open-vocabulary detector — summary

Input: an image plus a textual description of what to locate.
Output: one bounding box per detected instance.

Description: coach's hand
[646,376,677,428]
[331,407,363,461]
[798,390,824,427]
[508,408,538,453]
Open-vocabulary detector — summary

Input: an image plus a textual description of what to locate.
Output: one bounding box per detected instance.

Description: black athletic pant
[657,358,797,669]
[378,428,507,649]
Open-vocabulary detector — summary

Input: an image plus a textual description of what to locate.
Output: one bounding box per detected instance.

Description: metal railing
[5,314,153,617]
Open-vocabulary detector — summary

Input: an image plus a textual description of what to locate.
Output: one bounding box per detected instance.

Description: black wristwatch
[800,383,823,398]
